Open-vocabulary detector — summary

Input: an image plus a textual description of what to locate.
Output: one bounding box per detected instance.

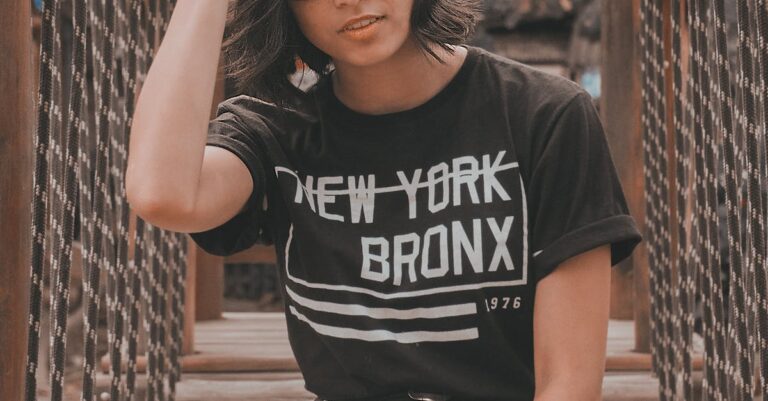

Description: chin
[324,35,412,68]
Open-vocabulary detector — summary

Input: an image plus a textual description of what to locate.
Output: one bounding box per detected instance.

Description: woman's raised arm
[126,0,253,233]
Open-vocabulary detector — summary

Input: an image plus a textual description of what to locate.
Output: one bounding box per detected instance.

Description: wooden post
[601,0,651,351]
[662,0,678,321]
[0,1,34,399]
[194,250,224,321]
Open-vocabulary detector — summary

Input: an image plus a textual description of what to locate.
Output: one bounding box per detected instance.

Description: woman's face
[288,0,416,67]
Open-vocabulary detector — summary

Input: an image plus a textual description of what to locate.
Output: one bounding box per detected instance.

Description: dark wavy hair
[221,0,483,107]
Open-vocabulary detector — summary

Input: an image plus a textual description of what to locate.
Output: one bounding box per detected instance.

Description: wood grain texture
[96,313,708,399]
[0,1,34,400]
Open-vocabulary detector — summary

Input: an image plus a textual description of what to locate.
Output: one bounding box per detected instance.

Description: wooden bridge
[93,313,702,401]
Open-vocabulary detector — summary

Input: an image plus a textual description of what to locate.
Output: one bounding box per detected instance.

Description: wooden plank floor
[170,371,668,401]
[96,312,707,400]
[178,313,699,400]
[188,313,299,372]
[186,312,703,372]
[175,372,314,401]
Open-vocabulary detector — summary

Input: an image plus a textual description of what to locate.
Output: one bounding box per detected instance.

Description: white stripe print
[286,286,476,319]
[289,306,479,343]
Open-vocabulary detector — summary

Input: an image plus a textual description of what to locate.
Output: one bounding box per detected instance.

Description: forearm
[532,245,611,401]
[534,381,601,401]
[126,0,229,213]
[533,356,605,401]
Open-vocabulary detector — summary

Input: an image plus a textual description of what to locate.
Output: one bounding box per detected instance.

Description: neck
[330,38,468,115]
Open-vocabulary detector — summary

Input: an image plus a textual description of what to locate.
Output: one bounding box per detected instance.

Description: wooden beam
[100,353,299,374]
[662,0,679,324]
[195,248,224,321]
[628,0,652,355]
[100,314,708,374]
[101,350,704,374]
[0,1,34,399]
[601,0,649,333]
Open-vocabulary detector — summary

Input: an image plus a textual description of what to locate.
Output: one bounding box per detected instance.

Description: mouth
[338,15,386,33]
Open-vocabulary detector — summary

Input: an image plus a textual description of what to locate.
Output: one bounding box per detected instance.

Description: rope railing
[25,1,186,400]
[640,0,768,400]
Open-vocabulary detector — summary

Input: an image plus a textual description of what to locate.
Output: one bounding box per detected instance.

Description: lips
[339,15,385,33]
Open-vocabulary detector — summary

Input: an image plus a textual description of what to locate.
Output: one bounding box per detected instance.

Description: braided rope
[749,0,768,395]
[25,1,188,400]
[145,225,162,401]
[710,0,754,399]
[77,1,98,399]
[155,233,174,399]
[654,2,679,399]
[46,4,66,387]
[687,1,720,399]
[690,1,730,400]
[641,1,768,398]
[639,0,662,382]
[81,0,115,397]
[168,232,185,399]
[650,1,677,399]
[46,0,67,396]
[25,0,61,398]
[735,0,766,396]
[39,0,83,399]
[167,236,178,400]
[640,1,677,399]
[126,218,145,401]
[670,1,697,399]
[125,3,145,399]
[118,1,143,400]
[103,0,132,399]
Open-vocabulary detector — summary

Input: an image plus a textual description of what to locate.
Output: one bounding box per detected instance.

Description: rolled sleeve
[189,97,275,256]
[526,91,643,283]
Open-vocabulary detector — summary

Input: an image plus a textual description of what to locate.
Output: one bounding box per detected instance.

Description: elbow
[125,169,158,217]
[125,145,155,215]
[126,191,165,221]
[125,179,195,230]
[127,194,195,232]
[124,131,201,231]
[125,159,196,219]
[126,188,169,222]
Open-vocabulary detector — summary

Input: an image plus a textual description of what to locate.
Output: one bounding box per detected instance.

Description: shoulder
[468,45,590,119]
[214,92,318,136]
[465,47,599,186]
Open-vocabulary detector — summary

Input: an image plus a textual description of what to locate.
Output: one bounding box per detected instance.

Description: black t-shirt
[189,45,642,401]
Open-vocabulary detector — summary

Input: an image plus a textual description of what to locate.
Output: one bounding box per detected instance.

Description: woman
[126,1,643,400]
